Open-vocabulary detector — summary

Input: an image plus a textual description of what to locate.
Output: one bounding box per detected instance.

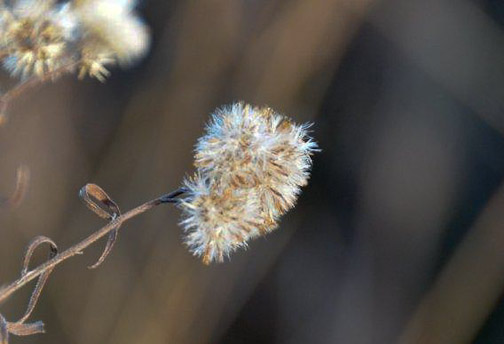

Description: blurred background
[2,0,504,343]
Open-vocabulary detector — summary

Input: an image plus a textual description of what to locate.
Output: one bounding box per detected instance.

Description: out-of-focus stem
[0,61,78,124]
[399,183,504,344]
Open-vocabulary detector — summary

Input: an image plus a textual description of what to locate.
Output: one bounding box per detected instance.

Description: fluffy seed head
[180,102,317,264]
[0,0,72,77]
[73,0,150,63]
[77,46,114,81]
[195,102,317,221]
[180,174,263,264]
[0,0,150,80]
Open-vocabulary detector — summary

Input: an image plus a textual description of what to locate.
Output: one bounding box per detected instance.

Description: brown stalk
[0,186,185,304]
[0,165,30,209]
[0,61,78,125]
[0,184,185,343]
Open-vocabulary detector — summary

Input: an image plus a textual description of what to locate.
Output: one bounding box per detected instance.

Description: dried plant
[0,1,317,343]
[0,165,29,209]
[0,0,149,124]
[0,103,316,343]
[0,0,149,80]
[182,103,318,264]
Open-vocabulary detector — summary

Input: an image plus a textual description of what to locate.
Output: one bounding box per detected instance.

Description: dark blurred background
[3,0,504,343]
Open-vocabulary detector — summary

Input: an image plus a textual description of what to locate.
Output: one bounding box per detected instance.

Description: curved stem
[0,61,79,121]
[0,188,185,304]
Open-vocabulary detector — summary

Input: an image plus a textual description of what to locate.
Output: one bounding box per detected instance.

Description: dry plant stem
[0,166,30,209]
[0,61,79,117]
[0,188,185,305]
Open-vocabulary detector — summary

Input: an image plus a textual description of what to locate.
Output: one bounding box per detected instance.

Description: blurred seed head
[73,0,150,78]
[180,103,318,264]
[77,47,113,82]
[0,0,72,78]
[0,0,150,80]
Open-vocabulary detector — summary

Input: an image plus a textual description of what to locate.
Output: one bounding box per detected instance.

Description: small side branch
[0,166,30,209]
[0,61,78,125]
[0,184,185,337]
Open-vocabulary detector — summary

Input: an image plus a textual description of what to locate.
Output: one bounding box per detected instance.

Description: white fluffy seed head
[73,0,150,63]
[0,0,150,80]
[195,102,317,219]
[179,174,263,265]
[0,1,74,78]
[180,102,318,264]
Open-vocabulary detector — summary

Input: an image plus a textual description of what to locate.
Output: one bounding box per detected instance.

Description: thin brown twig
[0,165,30,209]
[0,61,79,123]
[0,187,186,305]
